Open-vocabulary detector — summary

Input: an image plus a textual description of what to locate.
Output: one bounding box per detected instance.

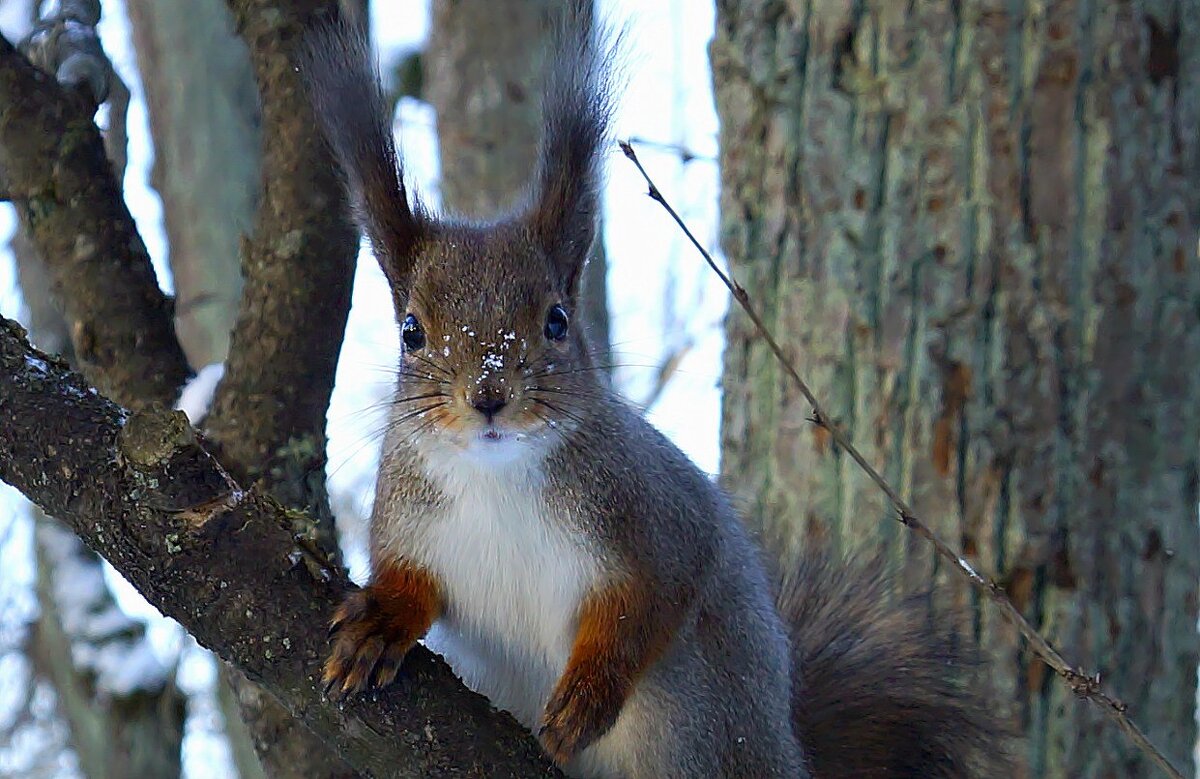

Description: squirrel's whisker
[528,396,586,426]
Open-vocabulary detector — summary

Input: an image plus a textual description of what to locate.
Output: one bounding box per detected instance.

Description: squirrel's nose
[472,396,507,422]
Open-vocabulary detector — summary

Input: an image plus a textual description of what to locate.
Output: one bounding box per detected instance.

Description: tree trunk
[125,0,258,371]
[711,2,1199,778]
[428,0,610,354]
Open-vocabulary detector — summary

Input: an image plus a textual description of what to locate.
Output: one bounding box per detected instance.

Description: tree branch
[0,317,563,779]
[210,0,356,550]
[205,2,360,773]
[12,167,187,779]
[0,33,190,408]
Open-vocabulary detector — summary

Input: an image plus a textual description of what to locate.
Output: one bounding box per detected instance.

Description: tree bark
[16,247,187,779]
[712,2,1200,777]
[209,0,353,550]
[117,8,271,772]
[155,0,362,774]
[0,318,564,779]
[5,8,188,774]
[13,236,188,779]
[428,0,610,355]
[0,34,190,408]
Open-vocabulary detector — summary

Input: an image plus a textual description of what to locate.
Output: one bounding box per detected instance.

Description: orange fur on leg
[540,577,682,764]
[323,559,442,698]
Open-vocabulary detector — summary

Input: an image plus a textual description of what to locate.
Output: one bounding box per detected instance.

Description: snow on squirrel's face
[382,221,598,458]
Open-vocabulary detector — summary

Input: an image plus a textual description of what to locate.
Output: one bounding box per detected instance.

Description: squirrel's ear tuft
[299,19,428,296]
[525,2,618,298]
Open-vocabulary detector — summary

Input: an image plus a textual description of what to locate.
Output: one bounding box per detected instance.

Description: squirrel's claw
[539,671,624,766]
[368,642,410,689]
[322,589,416,699]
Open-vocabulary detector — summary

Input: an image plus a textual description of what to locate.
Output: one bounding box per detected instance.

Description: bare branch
[208,0,356,544]
[22,0,109,105]
[0,317,565,779]
[0,33,190,408]
[619,140,1187,779]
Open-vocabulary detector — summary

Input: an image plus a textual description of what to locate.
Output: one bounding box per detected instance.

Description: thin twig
[624,135,715,164]
[619,139,1186,779]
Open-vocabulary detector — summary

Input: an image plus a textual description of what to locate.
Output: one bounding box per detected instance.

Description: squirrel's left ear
[525,2,615,299]
[300,19,429,298]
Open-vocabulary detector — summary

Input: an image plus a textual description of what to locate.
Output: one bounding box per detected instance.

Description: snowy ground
[0,1,727,775]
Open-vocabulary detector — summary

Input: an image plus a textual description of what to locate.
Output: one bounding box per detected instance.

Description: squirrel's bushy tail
[778,550,1008,778]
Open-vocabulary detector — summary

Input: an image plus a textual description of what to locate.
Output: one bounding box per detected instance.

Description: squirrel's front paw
[539,669,625,765]
[322,588,419,699]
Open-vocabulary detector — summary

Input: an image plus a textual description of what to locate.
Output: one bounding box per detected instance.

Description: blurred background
[1,1,1198,777]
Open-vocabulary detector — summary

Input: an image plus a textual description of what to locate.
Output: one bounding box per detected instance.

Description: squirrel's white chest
[406,451,602,727]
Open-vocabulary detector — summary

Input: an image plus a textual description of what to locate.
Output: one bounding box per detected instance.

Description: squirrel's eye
[544,304,570,341]
[402,313,426,351]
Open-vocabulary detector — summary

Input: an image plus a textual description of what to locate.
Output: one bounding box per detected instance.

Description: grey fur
[304,6,1007,778]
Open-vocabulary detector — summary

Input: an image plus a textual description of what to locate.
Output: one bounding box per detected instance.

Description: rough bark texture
[0,318,564,779]
[125,0,259,370]
[712,2,1200,777]
[114,8,271,769]
[5,15,189,774]
[0,34,190,408]
[428,0,610,352]
[208,0,354,546]
[9,6,268,774]
[196,0,360,775]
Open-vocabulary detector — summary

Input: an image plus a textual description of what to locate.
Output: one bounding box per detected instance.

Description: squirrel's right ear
[525,3,616,299]
[299,20,428,296]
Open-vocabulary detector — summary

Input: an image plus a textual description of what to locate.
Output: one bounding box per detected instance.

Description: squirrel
[302,6,1006,778]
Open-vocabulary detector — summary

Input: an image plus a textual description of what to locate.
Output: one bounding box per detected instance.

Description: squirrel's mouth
[455,425,533,466]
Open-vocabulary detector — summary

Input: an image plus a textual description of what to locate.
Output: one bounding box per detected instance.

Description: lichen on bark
[712,2,1200,776]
